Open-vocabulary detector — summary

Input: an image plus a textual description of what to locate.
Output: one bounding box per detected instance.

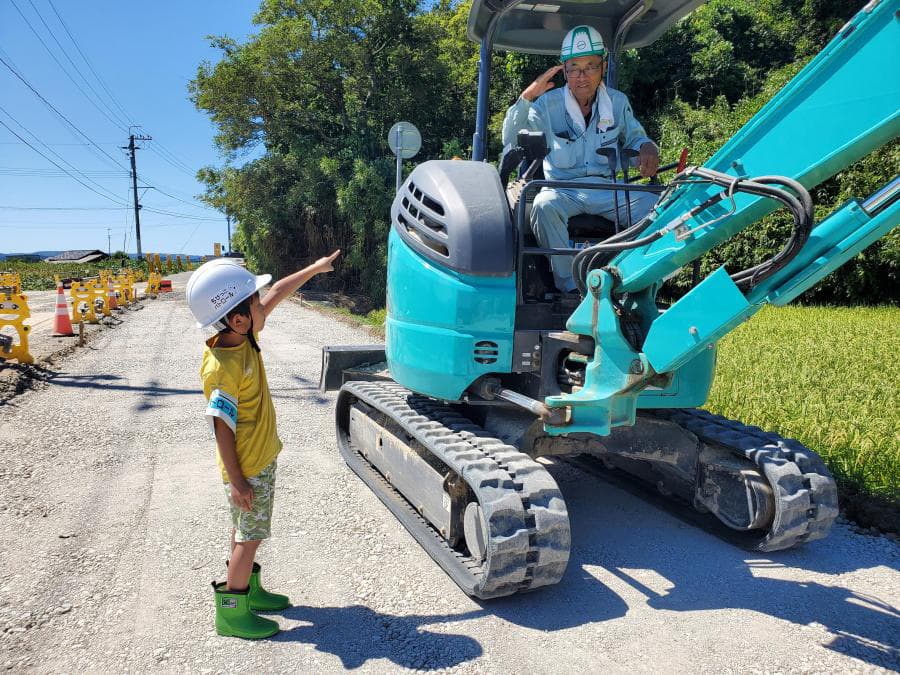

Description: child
[185,251,340,639]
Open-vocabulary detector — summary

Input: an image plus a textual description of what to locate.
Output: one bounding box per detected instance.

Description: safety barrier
[0,288,33,364]
[117,270,136,305]
[0,272,22,294]
[68,279,100,324]
[146,272,161,297]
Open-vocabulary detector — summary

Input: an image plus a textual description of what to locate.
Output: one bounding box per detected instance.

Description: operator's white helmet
[561,25,606,62]
[186,259,271,328]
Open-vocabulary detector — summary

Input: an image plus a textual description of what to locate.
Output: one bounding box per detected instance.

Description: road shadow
[49,372,200,395]
[273,604,483,670]
[269,386,329,405]
[268,374,330,405]
[484,563,629,630]
[524,460,900,669]
[46,372,201,411]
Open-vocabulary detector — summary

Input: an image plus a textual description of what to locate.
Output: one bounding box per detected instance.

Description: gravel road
[1,273,897,673]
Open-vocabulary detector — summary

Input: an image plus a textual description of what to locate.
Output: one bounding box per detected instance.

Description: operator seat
[501,130,630,245]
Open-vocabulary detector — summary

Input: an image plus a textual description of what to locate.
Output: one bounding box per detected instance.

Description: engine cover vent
[474,340,499,364]
[391,160,514,277]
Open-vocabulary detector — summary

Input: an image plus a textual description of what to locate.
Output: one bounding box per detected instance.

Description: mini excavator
[320,0,900,599]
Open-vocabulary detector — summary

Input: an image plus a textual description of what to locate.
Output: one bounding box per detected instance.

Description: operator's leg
[531,188,584,292]
[589,186,658,229]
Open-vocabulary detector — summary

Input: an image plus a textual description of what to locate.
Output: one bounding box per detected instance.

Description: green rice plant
[2,260,149,291]
[706,305,900,500]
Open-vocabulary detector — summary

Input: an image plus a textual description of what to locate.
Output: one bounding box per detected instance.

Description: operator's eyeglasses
[565,63,603,78]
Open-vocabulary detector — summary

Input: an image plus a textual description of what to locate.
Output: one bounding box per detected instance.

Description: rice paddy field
[706,305,899,501]
[2,260,150,291]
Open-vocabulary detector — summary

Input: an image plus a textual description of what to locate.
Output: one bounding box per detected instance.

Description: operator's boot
[248,562,290,611]
[212,582,279,639]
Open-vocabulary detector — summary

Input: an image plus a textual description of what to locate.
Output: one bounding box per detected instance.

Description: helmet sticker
[210,285,237,310]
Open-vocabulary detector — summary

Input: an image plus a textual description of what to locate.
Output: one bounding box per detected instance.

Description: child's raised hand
[313,250,341,274]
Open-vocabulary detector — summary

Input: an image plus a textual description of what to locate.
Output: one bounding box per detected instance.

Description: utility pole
[107,228,111,256]
[226,214,232,255]
[123,132,152,258]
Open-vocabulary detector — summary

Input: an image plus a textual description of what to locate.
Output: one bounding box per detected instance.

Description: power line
[46,0,136,127]
[0,54,131,173]
[0,221,190,228]
[0,223,128,230]
[0,117,128,205]
[4,5,210,214]
[25,0,132,129]
[0,206,129,210]
[147,185,215,211]
[0,167,128,177]
[0,105,128,203]
[147,143,196,176]
[142,206,222,221]
[179,221,204,253]
[0,141,120,145]
[7,0,128,132]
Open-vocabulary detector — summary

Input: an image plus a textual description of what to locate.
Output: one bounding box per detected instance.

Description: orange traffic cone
[52,283,75,336]
[107,278,118,310]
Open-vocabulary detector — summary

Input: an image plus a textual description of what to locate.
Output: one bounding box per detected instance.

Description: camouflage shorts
[225,461,277,542]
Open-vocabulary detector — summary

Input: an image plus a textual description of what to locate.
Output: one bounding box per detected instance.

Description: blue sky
[0,1,259,256]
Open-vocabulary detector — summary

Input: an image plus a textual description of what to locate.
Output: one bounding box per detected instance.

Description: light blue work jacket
[501,86,654,181]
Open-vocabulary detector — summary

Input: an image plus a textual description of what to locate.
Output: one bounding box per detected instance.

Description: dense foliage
[191,0,897,305]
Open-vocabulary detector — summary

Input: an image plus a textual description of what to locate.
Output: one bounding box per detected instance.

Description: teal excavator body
[323,0,898,600]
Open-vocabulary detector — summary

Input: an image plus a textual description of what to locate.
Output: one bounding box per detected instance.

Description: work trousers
[530,181,658,291]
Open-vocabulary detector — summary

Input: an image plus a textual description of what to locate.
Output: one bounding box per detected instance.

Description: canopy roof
[467,0,704,55]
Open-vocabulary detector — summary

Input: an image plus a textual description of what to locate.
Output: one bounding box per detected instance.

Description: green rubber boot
[212,582,279,639]
[248,562,291,611]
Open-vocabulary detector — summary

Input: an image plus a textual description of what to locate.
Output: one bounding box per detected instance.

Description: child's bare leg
[227,539,261,591]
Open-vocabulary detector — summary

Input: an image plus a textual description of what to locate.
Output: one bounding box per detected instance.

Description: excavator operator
[501,25,660,294]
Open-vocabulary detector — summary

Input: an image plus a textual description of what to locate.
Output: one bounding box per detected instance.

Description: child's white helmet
[560,25,606,62]
[186,259,271,328]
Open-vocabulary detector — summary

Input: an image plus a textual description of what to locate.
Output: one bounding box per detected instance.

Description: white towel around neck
[564,83,614,135]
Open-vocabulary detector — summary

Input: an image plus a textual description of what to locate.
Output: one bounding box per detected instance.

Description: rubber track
[336,380,570,599]
[654,408,839,551]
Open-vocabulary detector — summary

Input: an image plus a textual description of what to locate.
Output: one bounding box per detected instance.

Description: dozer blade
[335,380,570,600]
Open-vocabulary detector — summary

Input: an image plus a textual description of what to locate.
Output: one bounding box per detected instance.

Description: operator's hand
[639,142,660,178]
[522,65,563,103]
[312,250,341,274]
[230,478,254,512]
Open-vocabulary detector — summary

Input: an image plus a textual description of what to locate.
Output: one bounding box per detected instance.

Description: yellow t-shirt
[200,334,282,482]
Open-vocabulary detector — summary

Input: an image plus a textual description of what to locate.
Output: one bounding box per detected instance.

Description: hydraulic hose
[570,167,814,295]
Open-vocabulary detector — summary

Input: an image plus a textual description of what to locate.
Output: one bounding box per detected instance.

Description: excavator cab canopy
[467,0,706,159]
[467,0,703,56]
